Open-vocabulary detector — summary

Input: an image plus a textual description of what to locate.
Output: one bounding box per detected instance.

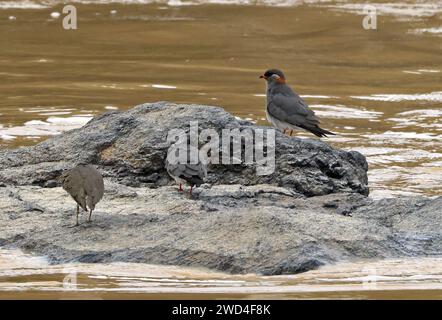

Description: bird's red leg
[190,186,193,195]
[179,183,183,191]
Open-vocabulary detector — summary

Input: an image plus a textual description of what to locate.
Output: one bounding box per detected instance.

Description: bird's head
[259,69,286,85]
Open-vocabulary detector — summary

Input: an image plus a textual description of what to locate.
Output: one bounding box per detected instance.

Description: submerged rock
[0,102,368,197]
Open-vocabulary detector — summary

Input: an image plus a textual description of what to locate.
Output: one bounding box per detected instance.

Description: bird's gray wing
[268,92,320,127]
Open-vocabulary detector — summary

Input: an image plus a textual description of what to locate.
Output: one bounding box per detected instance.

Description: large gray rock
[0,102,368,197]
[2,102,438,275]
[0,182,440,275]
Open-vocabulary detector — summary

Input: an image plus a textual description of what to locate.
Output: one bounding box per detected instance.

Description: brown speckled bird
[60,164,104,226]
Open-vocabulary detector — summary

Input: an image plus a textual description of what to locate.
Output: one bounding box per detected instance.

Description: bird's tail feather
[302,125,336,138]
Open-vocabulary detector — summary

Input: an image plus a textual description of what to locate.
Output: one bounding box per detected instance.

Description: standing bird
[60,164,104,226]
[165,142,207,194]
[260,69,335,138]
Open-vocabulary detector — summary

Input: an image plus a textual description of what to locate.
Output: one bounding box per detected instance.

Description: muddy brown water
[0,0,441,299]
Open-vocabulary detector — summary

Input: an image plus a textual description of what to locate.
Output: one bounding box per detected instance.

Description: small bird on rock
[260,68,335,138]
[60,164,104,227]
[165,142,207,194]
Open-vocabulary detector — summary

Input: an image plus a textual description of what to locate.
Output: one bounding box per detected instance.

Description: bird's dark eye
[264,72,273,78]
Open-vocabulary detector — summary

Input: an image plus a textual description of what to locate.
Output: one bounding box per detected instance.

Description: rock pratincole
[165,141,207,194]
[60,164,104,226]
[260,68,335,137]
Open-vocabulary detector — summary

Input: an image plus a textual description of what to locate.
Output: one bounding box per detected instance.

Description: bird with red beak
[260,68,335,138]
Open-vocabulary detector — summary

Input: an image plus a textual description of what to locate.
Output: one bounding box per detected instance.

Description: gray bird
[260,69,335,137]
[165,142,207,194]
[60,164,104,226]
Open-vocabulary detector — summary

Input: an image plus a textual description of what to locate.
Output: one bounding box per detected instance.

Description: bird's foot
[178,183,183,192]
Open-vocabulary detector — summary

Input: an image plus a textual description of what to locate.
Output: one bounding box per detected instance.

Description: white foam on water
[403,70,422,75]
[0,126,60,137]
[387,109,442,129]
[2,0,442,15]
[325,2,442,18]
[0,1,47,9]
[0,134,16,140]
[34,59,51,63]
[151,84,177,89]
[105,105,119,110]
[397,109,442,117]
[21,107,76,113]
[351,92,442,102]
[46,116,93,125]
[418,69,441,73]
[50,11,60,18]
[363,131,442,141]
[346,146,442,166]
[39,111,73,116]
[0,116,92,138]
[403,69,440,75]
[310,104,383,119]
[412,27,442,34]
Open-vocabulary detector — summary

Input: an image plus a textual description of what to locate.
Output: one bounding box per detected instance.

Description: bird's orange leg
[283,128,287,134]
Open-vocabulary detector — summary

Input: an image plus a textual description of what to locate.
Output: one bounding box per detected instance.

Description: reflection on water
[1,248,442,299]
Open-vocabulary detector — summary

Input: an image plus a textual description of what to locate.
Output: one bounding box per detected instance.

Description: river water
[0,0,441,299]
[0,248,441,299]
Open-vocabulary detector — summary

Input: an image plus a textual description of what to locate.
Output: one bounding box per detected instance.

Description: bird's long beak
[259,75,266,79]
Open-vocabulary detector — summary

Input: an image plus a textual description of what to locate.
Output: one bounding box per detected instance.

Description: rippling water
[1,249,441,299]
[0,0,441,298]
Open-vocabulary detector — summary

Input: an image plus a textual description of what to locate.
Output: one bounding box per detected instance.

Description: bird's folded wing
[268,93,320,126]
